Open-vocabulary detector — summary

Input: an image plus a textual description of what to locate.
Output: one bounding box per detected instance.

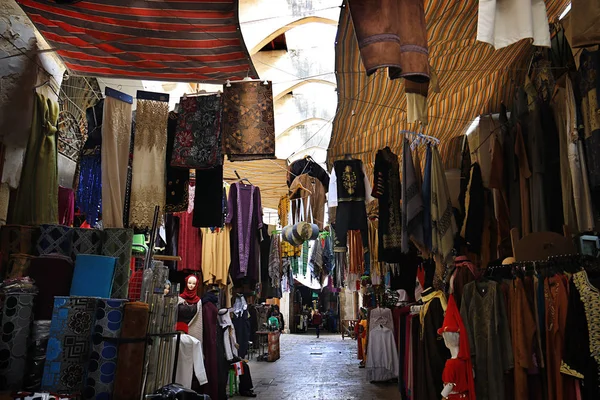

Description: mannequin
[438,295,476,400]
[177,275,202,342]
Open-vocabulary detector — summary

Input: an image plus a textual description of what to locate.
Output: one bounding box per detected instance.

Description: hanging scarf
[180,274,200,304]
[431,146,457,263]
[402,139,424,252]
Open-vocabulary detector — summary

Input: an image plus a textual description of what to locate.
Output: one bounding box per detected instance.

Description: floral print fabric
[171,95,223,169]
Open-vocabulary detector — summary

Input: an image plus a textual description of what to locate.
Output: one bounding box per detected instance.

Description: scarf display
[129,95,169,230]
[42,297,99,393]
[70,254,117,298]
[0,293,35,391]
[102,228,134,299]
[113,302,150,400]
[402,139,424,252]
[0,225,36,277]
[83,298,127,399]
[222,81,276,161]
[71,227,103,258]
[172,95,223,168]
[11,93,59,226]
[431,146,457,263]
[101,91,133,229]
[36,224,74,257]
[165,111,189,213]
[29,255,74,320]
[180,274,201,304]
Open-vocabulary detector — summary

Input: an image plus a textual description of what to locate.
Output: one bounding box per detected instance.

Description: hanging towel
[70,254,117,298]
[29,255,74,320]
[102,228,134,299]
[402,139,424,252]
[431,146,457,263]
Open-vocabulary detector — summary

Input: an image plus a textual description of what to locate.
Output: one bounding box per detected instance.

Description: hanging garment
[460,280,514,400]
[422,145,433,251]
[83,299,127,400]
[11,93,59,226]
[477,0,551,49]
[402,139,424,252]
[430,146,457,263]
[372,147,402,262]
[101,93,132,229]
[267,234,282,294]
[175,333,208,389]
[0,293,35,391]
[544,275,569,400]
[286,158,330,192]
[347,0,429,82]
[171,95,223,168]
[460,163,485,254]
[164,213,180,270]
[289,174,326,230]
[176,207,202,272]
[570,0,600,48]
[226,183,263,282]
[222,81,275,161]
[199,292,218,400]
[488,133,512,255]
[58,186,74,226]
[122,110,135,228]
[193,167,225,228]
[366,324,399,382]
[129,97,169,230]
[165,111,189,213]
[201,226,231,286]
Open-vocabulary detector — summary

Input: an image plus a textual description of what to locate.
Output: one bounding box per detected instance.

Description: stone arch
[274,78,336,101]
[276,117,330,138]
[250,16,338,55]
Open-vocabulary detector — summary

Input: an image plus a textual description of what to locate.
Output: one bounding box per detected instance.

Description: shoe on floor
[240,391,257,397]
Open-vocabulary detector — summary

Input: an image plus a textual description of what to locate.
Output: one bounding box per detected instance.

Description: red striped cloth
[18,0,257,83]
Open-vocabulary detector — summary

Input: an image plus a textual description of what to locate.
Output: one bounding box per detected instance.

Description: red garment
[58,186,75,226]
[176,210,202,272]
[443,358,472,399]
[180,274,200,304]
[312,312,323,326]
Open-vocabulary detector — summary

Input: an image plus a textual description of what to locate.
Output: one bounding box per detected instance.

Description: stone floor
[244,332,399,400]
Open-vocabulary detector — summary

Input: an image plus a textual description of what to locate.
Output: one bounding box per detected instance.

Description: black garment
[216,326,229,400]
[334,159,367,202]
[233,310,251,359]
[287,158,330,192]
[259,226,280,299]
[193,166,224,228]
[85,99,103,149]
[462,163,485,254]
[164,213,180,270]
[123,112,136,228]
[389,246,419,298]
[248,306,258,347]
[165,112,189,213]
[332,202,369,252]
[372,147,402,262]
[503,103,522,231]
[177,303,197,325]
[238,361,254,393]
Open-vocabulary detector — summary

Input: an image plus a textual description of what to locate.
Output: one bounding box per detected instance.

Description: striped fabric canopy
[328,0,570,173]
[18,0,257,83]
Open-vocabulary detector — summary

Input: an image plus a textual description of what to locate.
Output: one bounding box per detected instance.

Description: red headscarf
[180,274,200,304]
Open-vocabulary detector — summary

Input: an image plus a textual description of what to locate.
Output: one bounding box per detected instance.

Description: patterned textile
[76,149,102,226]
[36,225,74,257]
[83,299,126,400]
[42,297,99,393]
[267,332,280,362]
[0,293,35,391]
[431,146,457,263]
[165,111,189,213]
[222,81,276,161]
[71,228,103,258]
[5,254,35,279]
[102,228,134,299]
[172,95,223,168]
[0,225,37,277]
[129,97,169,230]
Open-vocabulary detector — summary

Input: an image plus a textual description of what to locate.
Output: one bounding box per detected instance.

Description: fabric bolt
[222,81,275,161]
[172,95,223,168]
[165,111,189,213]
[58,187,75,227]
[0,225,36,277]
[101,94,133,229]
[42,296,99,393]
[70,228,103,259]
[176,209,202,272]
[36,224,74,257]
[347,0,429,81]
[430,146,457,263]
[113,302,150,400]
[70,254,117,298]
[5,253,35,279]
[0,293,35,391]
[28,255,74,320]
[11,93,59,226]
[193,167,225,228]
[372,147,402,262]
[129,97,168,230]
[402,139,424,252]
[102,228,134,299]
[226,183,263,282]
[83,299,127,400]
[477,0,551,49]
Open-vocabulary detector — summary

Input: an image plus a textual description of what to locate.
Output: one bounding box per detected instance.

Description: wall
[280,291,291,333]
[0,0,65,188]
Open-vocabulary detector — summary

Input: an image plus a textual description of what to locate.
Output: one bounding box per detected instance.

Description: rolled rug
[28,255,74,321]
[0,293,36,391]
[36,224,74,257]
[113,301,150,400]
[101,228,133,299]
[70,228,103,259]
[70,254,117,298]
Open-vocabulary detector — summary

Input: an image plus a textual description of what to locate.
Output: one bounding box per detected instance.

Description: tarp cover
[18,0,258,83]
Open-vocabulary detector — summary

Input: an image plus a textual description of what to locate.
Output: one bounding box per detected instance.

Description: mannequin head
[180,274,200,305]
[164,280,171,296]
[186,275,198,292]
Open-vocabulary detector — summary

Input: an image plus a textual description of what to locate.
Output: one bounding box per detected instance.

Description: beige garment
[129,99,169,229]
[289,174,326,229]
[101,95,132,228]
[201,225,231,286]
[566,77,595,232]
[571,0,600,48]
[0,183,9,226]
[178,297,203,343]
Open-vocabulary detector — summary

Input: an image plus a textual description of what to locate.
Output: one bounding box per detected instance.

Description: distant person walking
[312,309,323,338]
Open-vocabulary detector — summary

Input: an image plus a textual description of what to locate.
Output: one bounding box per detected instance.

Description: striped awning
[18,0,257,83]
[328,0,570,173]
